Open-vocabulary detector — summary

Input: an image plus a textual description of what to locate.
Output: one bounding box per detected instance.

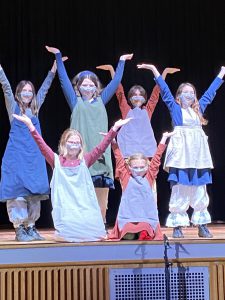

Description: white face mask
[129,166,148,177]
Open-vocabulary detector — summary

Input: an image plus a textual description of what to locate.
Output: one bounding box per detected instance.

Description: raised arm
[46,46,77,111]
[85,118,132,167]
[96,64,130,117]
[100,54,133,105]
[145,67,180,117]
[199,66,225,113]
[137,64,178,113]
[12,114,55,168]
[0,64,16,122]
[36,60,58,109]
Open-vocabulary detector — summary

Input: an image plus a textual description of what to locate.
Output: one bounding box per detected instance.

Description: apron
[164,109,213,172]
[0,106,49,201]
[117,107,157,158]
[117,175,159,230]
[50,154,106,242]
[70,97,113,179]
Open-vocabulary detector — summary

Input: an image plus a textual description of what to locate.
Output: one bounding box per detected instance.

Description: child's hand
[120,53,133,61]
[45,45,60,54]
[96,65,113,71]
[96,65,115,78]
[12,114,34,130]
[163,131,176,138]
[162,67,180,79]
[113,117,133,131]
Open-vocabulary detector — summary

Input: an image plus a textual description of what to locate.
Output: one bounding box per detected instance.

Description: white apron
[50,154,106,242]
[164,108,213,171]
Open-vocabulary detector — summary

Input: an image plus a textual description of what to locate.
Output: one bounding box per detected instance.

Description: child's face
[130,90,145,108]
[129,158,148,177]
[66,135,82,157]
[20,84,33,104]
[79,78,96,100]
[179,85,195,108]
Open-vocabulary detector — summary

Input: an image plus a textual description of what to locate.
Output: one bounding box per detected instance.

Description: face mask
[130,96,146,107]
[20,91,33,103]
[130,95,146,102]
[179,92,195,108]
[129,166,148,177]
[79,85,96,93]
[66,142,81,150]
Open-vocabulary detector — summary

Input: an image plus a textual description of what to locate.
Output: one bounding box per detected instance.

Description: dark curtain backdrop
[0,0,225,228]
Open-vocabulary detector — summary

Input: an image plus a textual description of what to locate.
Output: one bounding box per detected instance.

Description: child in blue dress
[0,59,65,241]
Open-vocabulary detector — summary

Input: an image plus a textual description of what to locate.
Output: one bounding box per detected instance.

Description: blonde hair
[126,153,149,167]
[58,128,84,159]
[175,82,208,125]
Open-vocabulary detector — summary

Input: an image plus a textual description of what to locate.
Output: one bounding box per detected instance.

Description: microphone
[163,234,170,247]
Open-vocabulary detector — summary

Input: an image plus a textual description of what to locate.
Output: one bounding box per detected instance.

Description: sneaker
[27,226,45,241]
[198,224,213,238]
[15,224,35,242]
[173,226,184,238]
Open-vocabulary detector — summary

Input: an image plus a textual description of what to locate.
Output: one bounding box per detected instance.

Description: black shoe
[173,226,184,238]
[27,226,45,241]
[198,224,213,238]
[15,224,35,242]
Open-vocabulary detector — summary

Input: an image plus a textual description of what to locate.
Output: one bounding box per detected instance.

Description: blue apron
[117,175,159,230]
[117,107,157,158]
[0,106,50,201]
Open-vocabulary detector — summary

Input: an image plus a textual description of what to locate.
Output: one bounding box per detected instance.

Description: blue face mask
[129,166,148,177]
[66,142,81,150]
[79,85,96,93]
[179,92,195,108]
[20,91,33,98]
[130,96,146,107]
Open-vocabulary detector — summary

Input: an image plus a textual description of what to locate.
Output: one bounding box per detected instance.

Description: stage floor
[0,223,225,246]
[0,224,225,287]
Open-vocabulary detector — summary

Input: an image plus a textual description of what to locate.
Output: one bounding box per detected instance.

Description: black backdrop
[0,0,225,228]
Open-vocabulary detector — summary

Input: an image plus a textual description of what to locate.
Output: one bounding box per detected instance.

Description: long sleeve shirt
[31,128,117,169]
[55,52,125,111]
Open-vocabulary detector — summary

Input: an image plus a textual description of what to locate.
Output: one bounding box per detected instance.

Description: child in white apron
[13,113,131,242]
[137,63,225,238]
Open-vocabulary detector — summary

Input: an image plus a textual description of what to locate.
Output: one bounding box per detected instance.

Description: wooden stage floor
[0,223,224,246]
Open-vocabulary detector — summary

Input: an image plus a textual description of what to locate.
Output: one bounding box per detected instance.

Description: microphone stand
[163,234,172,300]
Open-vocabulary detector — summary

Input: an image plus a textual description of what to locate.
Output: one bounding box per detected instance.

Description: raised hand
[96,64,115,78]
[120,53,133,61]
[137,64,160,78]
[160,131,176,144]
[218,66,225,79]
[12,114,34,130]
[112,117,133,131]
[162,67,180,79]
[45,45,60,54]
